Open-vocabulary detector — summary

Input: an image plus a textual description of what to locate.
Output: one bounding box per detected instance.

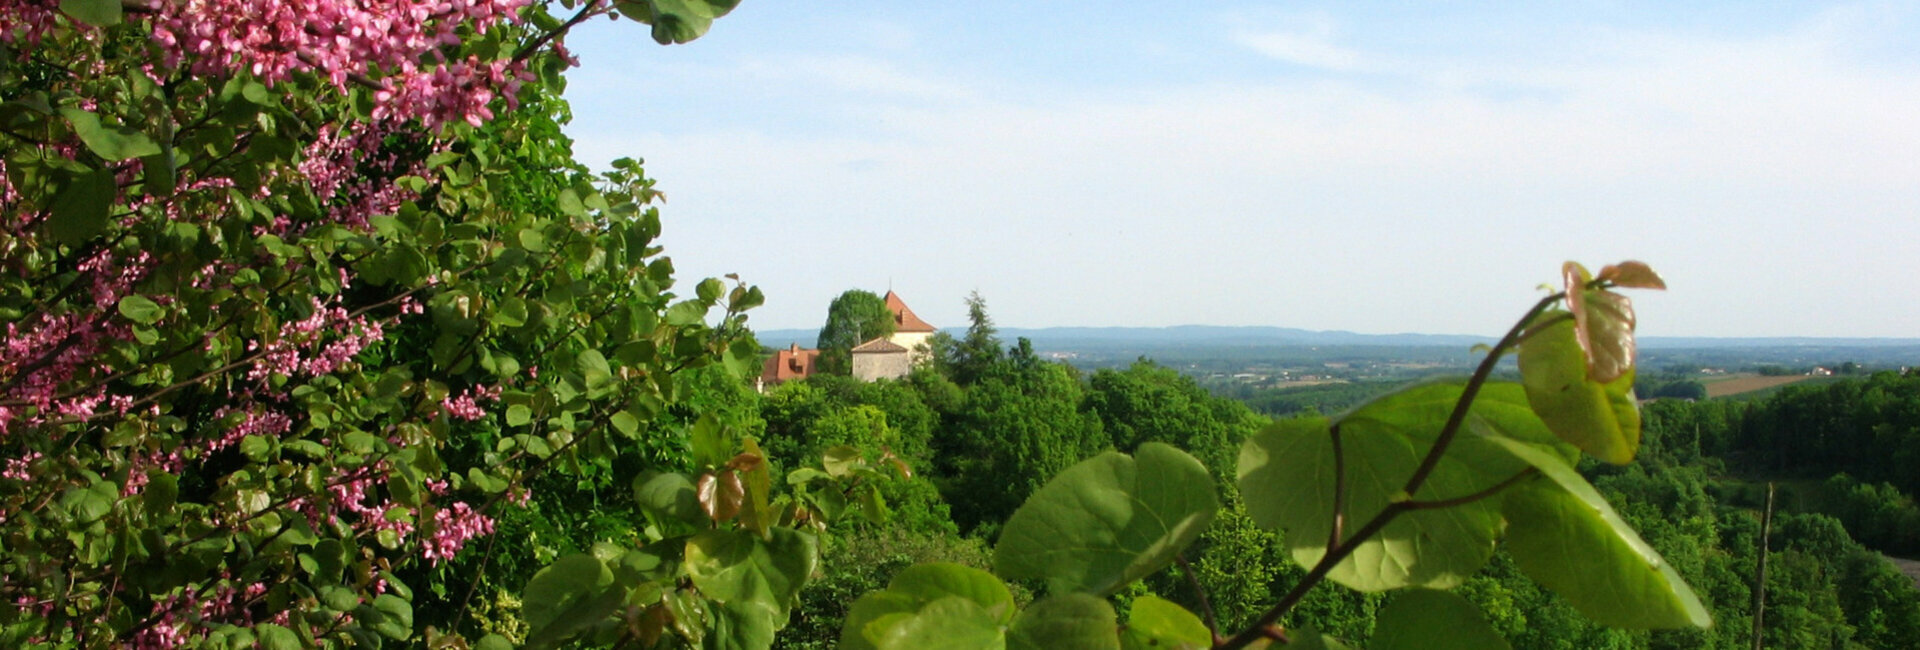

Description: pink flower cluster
[124,449,186,496]
[1,311,129,436]
[297,121,432,230]
[422,501,493,565]
[0,0,62,45]
[126,579,270,649]
[206,408,293,453]
[0,249,154,436]
[247,297,387,383]
[440,384,498,421]
[2,450,40,481]
[316,466,416,543]
[149,0,534,129]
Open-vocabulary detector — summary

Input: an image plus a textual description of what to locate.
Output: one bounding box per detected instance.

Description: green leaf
[871,596,1007,650]
[577,349,613,392]
[1239,380,1552,591]
[1485,436,1712,629]
[1518,314,1641,464]
[1007,594,1120,650]
[1370,589,1509,650]
[255,623,301,650]
[684,528,818,613]
[610,410,640,438]
[633,472,704,526]
[370,595,412,640]
[58,0,122,26]
[117,295,163,325]
[885,563,1016,623]
[994,442,1218,597]
[697,277,724,303]
[638,0,741,44]
[1281,627,1355,650]
[690,414,732,469]
[1120,595,1210,650]
[492,296,528,327]
[665,300,708,326]
[47,167,116,246]
[706,599,781,650]
[840,563,1016,650]
[523,554,625,649]
[61,108,157,160]
[822,445,860,478]
[506,404,532,427]
[556,188,585,217]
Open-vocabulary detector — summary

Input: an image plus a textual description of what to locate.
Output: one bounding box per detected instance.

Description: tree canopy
[815,289,895,375]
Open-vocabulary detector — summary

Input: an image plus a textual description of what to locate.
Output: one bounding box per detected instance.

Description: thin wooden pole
[1752,482,1775,650]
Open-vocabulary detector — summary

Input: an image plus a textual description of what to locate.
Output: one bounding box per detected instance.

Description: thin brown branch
[1176,553,1221,642]
[1399,291,1561,496]
[1326,424,1346,550]
[1400,468,1537,511]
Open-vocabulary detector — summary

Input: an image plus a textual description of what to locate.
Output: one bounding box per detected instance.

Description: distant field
[1703,374,1814,398]
[1892,557,1920,590]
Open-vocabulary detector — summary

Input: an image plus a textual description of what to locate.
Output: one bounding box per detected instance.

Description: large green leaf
[840,563,1016,650]
[1517,313,1641,464]
[61,108,157,160]
[684,528,818,614]
[47,167,116,246]
[1486,436,1712,629]
[621,0,741,45]
[1120,595,1210,650]
[883,563,1016,623]
[705,599,780,650]
[994,443,1218,596]
[522,554,625,648]
[1238,381,1552,591]
[1282,627,1355,650]
[1370,589,1509,650]
[870,596,1007,650]
[633,471,704,525]
[58,0,122,26]
[1007,594,1120,650]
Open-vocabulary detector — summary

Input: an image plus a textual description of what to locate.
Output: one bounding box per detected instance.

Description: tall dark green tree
[936,290,1004,385]
[816,289,896,374]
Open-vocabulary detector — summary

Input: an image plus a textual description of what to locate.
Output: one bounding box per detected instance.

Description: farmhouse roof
[885,291,936,333]
[850,338,908,354]
[762,343,820,384]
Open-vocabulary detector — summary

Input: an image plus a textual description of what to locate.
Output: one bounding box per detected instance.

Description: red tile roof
[884,291,936,333]
[761,343,820,385]
[850,337,909,354]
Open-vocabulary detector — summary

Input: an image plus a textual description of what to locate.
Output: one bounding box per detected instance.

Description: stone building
[850,338,911,381]
[757,291,937,388]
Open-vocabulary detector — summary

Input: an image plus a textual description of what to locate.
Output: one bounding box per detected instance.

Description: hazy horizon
[560,1,1920,339]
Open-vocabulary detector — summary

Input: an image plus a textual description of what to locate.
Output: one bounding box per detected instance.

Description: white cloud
[1231,16,1370,72]
[565,7,1920,337]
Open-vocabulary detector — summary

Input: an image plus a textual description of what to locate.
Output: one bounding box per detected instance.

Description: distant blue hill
[751,325,1920,350]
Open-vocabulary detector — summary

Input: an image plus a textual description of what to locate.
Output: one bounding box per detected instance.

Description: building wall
[889,331,935,364]
[852,349,912,381]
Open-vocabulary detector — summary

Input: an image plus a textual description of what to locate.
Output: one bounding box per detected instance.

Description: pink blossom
[3,451,40,481]
[440,385,496,421]
[422,501,494,565]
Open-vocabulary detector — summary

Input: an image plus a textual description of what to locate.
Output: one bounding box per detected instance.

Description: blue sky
[557,2,1920,338]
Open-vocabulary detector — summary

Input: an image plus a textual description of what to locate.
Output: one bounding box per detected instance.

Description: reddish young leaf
[1562,262,1639,384]
[1596,261,1667,290]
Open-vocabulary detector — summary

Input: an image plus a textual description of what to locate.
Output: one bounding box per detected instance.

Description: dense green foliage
[16,1,1915,645]
[814,290,895,375]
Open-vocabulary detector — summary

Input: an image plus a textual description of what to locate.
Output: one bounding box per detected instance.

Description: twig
[1175,553,1221,641]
